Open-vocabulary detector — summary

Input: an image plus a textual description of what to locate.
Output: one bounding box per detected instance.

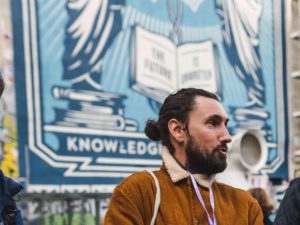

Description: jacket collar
[161,146,215,188]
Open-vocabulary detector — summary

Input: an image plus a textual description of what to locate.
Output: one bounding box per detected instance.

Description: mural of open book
[130,26,222,103]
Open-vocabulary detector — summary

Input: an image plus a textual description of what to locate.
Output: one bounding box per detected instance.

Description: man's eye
[208,119,219,126]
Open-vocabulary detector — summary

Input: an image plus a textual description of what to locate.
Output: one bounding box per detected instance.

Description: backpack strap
[146,170,161,225]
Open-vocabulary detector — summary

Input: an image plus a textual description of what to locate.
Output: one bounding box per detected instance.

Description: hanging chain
[167,0,183,44]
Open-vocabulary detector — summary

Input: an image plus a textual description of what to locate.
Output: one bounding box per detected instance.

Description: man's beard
[185,134,227,175]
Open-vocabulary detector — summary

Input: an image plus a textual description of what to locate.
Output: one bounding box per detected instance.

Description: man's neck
[173,148,187,167]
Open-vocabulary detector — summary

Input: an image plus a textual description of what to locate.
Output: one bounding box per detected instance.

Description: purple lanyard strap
[190,174,217,225]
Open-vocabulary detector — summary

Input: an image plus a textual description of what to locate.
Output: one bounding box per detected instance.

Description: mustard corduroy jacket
[104,148,263,225]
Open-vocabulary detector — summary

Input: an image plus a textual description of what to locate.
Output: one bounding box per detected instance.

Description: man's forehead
[193,96,228,119]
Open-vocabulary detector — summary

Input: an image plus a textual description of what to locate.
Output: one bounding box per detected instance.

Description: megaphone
[228,130,267,172]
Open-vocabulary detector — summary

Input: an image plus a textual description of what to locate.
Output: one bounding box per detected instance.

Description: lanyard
[190,174,217,225]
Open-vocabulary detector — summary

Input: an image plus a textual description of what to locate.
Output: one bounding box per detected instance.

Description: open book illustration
[130,26,221,103]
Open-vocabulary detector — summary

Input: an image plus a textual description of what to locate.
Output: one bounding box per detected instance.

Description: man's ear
[168,119,185,143]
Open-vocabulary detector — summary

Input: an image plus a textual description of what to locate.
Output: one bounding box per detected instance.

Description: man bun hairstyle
[144,88,219,154]
[144,119,161,141]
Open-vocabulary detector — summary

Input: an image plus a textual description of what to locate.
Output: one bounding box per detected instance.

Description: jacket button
[195,218,200,224]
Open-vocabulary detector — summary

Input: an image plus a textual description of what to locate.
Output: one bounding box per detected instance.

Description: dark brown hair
[144,88,219,154]
[248,187,274,216]
[0,73,4,97]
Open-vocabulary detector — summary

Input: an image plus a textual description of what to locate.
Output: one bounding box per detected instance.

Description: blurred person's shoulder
[290,177,300,187]
[283,177,300,200]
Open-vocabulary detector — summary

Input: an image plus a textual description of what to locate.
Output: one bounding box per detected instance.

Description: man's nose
[221,127,232,143]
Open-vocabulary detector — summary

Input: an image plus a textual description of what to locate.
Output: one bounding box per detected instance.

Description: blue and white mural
[12,0,287,192]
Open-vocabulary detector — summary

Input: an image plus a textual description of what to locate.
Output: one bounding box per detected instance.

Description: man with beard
[104,88,263,225]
